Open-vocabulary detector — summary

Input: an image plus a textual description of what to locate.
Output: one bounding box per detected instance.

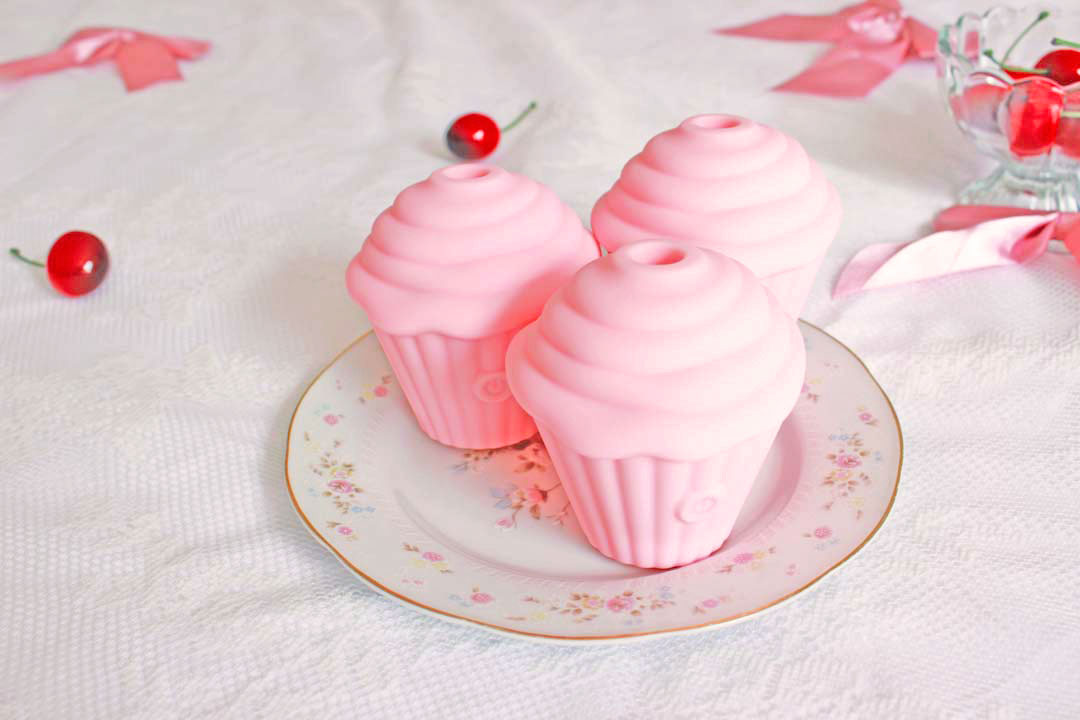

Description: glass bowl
[939,6,1080,210]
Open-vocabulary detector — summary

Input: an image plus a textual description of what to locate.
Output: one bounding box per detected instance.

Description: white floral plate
[285,322,901,643]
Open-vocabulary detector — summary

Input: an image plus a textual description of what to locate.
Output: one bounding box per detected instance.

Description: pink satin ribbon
[715,0,936,97]
[0,27,210,92]
[834,205,1080,298]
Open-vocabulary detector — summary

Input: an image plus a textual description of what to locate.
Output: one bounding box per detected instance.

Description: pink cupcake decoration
[591,114,842,317]
[506,239,805,569]
[346,163,598,450]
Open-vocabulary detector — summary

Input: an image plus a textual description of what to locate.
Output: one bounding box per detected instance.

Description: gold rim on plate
[284,322,903,642]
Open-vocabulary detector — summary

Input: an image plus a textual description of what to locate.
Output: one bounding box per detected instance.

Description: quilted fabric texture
[1,1,1078,717]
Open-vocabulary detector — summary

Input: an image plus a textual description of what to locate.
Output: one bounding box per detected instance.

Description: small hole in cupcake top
[624,240,688,266]
[686,114,743,130]
[440,164,494,180]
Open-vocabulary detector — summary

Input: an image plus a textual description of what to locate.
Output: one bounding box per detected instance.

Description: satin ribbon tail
[834,213,1060,297]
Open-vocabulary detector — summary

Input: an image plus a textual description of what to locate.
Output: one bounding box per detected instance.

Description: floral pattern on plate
[285,323,902,643]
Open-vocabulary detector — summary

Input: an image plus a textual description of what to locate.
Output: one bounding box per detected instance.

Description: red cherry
[446,113,499,160]
[1004,67,1045,81]
[9,231,109,296]
[1035,49,1080,86]
[445,102,537,160]
[952,75,1009,132]
[1001,77,1065,157]
[47,231,109,296]
[1057,91,1080,158]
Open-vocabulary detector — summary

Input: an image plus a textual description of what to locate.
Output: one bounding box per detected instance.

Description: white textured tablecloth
[3,1,1079,717]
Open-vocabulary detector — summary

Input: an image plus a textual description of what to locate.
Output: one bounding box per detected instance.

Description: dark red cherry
[1057,90,1080,158]
[47,231,109,296]
[445,102,537,160]
[446,113,500,160]
[1037,47,1080,86]
[1002,77,1065,157]
[10,230,109,296]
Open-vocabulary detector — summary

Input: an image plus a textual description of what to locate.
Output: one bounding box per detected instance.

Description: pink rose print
[606,595,634,612]
[337,526,353,536]
[524,485,546,504]
[733,552,755,565]
[323,414,339,425]
[702,598,719,609]
[328,479,354,494]
[813,526,832,539]
[858,412,873,422]
[422,551,444,562]
[373,385,388,397]
[496,516,514,529]
[835,454,862,468]
[471,592,494,604]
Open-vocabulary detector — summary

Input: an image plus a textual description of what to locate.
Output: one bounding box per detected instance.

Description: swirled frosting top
[591,114,841,276]
[506,239,806,460]
[347,163,599,338]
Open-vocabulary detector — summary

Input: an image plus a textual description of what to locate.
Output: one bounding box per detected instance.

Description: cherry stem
[1002,10,1050,63]
[1051,37,1080,50]
[500,101,538,133]
[9,247,45,268]
[983,50,1049,75]
[1064,111,1080,118]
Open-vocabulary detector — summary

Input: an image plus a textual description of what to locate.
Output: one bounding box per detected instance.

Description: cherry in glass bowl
[939,6,1080,210]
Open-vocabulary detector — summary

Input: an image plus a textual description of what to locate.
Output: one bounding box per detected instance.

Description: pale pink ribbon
[715,0,936,97]
[0,27,210,92]
[834,205,1080,298]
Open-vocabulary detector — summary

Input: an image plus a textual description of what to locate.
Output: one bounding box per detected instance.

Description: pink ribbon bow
[0,27,210,92]
[834,205,1080,298]
[715,0,936,97]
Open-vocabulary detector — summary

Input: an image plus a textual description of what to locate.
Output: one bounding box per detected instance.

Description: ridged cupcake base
[538,423,780,569]
[376,329,536,450]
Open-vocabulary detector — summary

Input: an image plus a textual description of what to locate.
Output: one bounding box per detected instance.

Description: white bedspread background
[2,1,1079,717]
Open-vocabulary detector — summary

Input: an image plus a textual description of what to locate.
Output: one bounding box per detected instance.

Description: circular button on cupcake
[676,488,726,524]
[472,371,513,403]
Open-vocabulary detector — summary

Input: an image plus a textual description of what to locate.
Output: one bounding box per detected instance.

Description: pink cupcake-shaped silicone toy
[591,114,841,317]
[506,239,805,569]
[347,163,598,449]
